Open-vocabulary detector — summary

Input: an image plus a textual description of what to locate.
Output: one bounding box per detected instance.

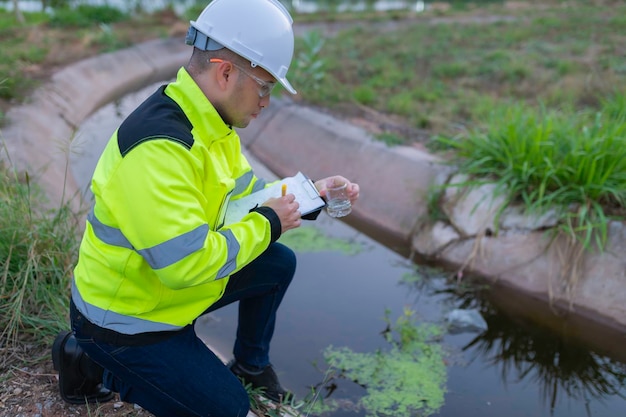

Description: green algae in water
[315,309,448,416]
[278,225,363,255]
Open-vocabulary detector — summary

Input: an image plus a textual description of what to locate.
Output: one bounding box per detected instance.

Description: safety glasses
[209,58,276,98]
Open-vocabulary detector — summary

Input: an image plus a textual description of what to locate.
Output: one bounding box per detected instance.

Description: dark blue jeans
[71,242,296,417]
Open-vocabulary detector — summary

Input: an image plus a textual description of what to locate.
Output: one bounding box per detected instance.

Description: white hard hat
[186,0,297,94]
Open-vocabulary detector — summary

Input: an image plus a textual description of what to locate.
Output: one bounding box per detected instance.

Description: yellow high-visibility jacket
[72,67,281,335]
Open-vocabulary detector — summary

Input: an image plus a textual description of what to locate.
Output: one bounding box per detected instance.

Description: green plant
[436,94,626,252]
[375,131,404,147]
[245,383,305,417]
[92,22,128,51]
[45,0,72,9]
[0,158,80,349]
[0,16,47,102]
[182,1,206,22]
[426,184,448,223]
[49,4,126,27]
[0,9,47,30]
[432,61,468,79]
[278,224,363,255]
[321,308,447,416]
[352,85,376,105]
[289,30,328,94]
[386,91,414,116]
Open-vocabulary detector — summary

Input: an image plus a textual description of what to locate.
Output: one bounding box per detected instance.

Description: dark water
[195,213,626,417]
[74,87,626,417]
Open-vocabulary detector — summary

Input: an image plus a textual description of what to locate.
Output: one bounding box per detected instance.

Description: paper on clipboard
[224,172,325,225]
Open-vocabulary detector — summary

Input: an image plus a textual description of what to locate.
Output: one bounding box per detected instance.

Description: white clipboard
[224,172,325,225]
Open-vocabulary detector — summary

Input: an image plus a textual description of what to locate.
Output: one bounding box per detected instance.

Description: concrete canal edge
[3,38,625,361]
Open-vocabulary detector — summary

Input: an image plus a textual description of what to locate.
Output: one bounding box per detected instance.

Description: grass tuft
[436,93,626,251]
[0,157,79,354]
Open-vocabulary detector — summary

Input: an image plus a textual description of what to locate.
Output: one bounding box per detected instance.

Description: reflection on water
[467,312,626,416]
[430,279,626,417]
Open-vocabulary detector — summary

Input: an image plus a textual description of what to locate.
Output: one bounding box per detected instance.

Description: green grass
[0,18,48,100]
[0,4,180,106]
[435,93,626,251]
[292,2,626,143]
[0,159,79,355]
[49,4,127,27]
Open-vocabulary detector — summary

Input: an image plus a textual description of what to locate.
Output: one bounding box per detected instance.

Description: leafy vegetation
[435,93,626,251]
[289,30,328,94]
[318,308,447,416]
[278,224,364,255]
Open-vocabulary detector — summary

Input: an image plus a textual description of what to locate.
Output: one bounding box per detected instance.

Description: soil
[0,346,153,417]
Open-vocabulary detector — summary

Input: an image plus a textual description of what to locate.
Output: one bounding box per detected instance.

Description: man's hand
[263,194,301,233]
[315,175,360,205]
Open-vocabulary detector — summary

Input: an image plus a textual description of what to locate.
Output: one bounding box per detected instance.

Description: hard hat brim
[279,77,297,95]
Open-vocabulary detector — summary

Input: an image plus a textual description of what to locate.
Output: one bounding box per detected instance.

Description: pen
[281,183,287,197]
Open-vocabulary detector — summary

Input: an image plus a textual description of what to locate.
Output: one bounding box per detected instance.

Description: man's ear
[212,60,234,92]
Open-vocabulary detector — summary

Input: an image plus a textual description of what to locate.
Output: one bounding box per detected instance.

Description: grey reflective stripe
[233,171,267,195]
[138,224,209,270]
[233,170,255,195]
[72,281,182,334]
[251,177,267,193]
[88,210,133,249]
[216,229,240,279]
[89,209,209,270]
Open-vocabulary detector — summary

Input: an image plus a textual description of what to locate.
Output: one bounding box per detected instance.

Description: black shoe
[229,360,293,403]
[51,331,115,405]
